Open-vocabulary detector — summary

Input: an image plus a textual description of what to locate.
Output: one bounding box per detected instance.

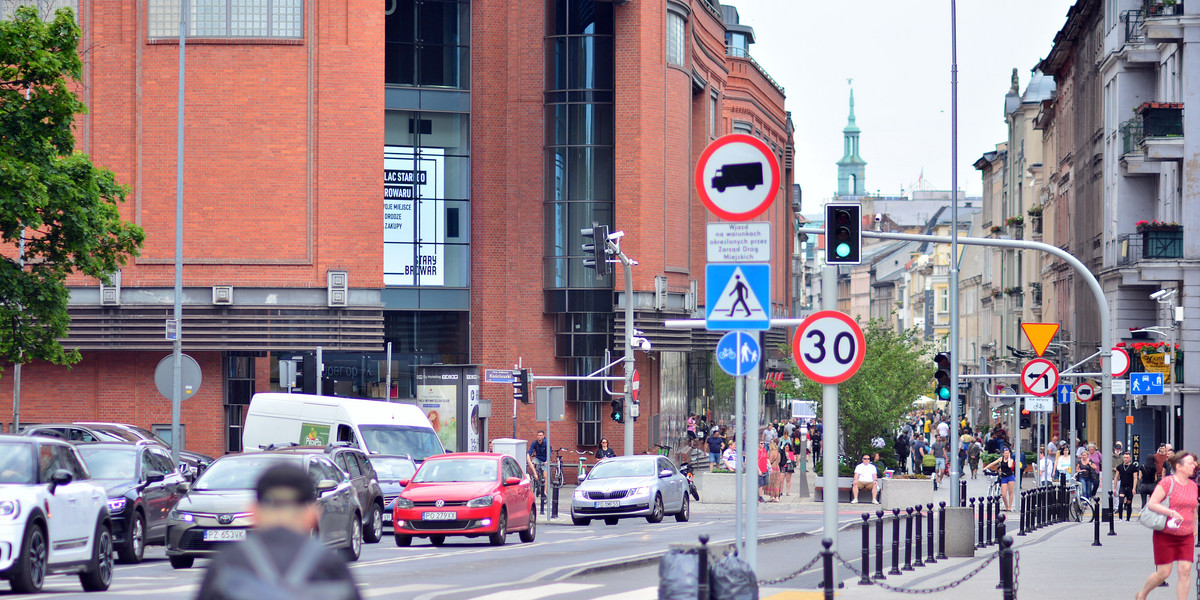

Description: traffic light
[825,203,862,264]
[512,369,531,404]
[580,224,612,277]
[933,352,952,401]
[609,398,624,423]
[1020,409,1031,429]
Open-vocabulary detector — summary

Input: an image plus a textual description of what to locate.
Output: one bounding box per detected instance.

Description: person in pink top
[1136,450,1199,600]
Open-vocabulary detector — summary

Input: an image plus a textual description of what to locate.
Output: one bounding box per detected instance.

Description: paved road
[19,512,839,600]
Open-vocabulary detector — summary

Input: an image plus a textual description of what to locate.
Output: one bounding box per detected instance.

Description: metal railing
[1121,116,1144,155]
[1123,9,1146,43]
[1117,231,1184,265]
[1143,0,1185,17]
[725,45,786,95]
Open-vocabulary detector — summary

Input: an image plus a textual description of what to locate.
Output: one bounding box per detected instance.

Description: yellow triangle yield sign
[1021,323,1060,357]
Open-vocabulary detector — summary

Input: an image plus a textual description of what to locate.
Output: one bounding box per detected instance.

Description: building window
[666,11,685,66]
[709,92,719,138]
[937,287,949,313]
[148,0,304,39]
[386,0,471,88]
[732,120,752,135]
[152,424,186,450]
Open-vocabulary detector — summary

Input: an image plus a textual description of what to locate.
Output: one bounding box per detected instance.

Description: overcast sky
[733,0,1075,210]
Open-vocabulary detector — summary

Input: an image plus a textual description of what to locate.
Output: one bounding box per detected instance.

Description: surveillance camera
[874,213,883,222]
[607,230,625,241]
[632,329,645,337]
[631,336,652,351]
[1151,289,1173,300]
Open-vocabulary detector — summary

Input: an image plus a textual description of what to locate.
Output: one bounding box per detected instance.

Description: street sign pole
[745,331,761,570]
[623,254,635,458]
[821,262,838,583]
[948,0,962,509]
[734,368,744,555]
[170,0,188,468]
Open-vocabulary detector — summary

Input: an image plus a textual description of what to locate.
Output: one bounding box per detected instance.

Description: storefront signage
[384,146,446,286]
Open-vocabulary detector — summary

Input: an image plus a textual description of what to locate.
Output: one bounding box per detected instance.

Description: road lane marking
[363,583,449,597]
[470,583,599,600]
[589,586,658,600]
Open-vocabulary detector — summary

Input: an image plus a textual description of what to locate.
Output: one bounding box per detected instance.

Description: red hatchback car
[392,452,536,547]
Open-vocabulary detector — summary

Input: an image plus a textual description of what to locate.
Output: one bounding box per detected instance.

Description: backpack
[922,453,936,468]
[210,535,358,600]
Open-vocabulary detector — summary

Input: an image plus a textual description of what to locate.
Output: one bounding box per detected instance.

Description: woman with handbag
[1135,451,1198,600]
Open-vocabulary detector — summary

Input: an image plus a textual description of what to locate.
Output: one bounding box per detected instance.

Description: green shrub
[814,461,856,477]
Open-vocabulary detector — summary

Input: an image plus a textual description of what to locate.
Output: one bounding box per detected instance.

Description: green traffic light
[938,387,950,400]
[836,243,851,258]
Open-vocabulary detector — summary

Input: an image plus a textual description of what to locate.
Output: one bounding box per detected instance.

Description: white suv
[0,435,113,593]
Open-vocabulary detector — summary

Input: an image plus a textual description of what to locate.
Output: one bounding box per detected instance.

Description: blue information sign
[1056,384,1072,404]
[705,263,771,330]
[1130,372,1164,395]
[716,331,760,377]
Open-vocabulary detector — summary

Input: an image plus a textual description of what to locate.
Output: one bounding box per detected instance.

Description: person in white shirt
[1037,449,1056,486]
[721,441,738,471]
[936,420,950,440]
[852,454,880,504]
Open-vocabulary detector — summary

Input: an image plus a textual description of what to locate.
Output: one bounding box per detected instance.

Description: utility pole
[820,261,838,581]
[169,0,188,467]
[948,0,962,507]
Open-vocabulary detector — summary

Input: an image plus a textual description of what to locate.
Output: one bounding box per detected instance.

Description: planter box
[880,477,934,511]
[694,471,740,504]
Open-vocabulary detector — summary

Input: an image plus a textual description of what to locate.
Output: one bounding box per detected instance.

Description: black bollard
[858,513,872,585]
[875,510,887,580]
[1000,534,1015,600]
[1108,490,1117,536]
[995,514,1007,589]
[822,537,835,600]
[1035,486,1042,529]
[1060,472,1068,523]
[890,508,902,575]
[986,495,994,546]
[903,507,914,571]
[1018,490,1027,536]
[698,534,710,600]
[974,497,984,549]
[1093,492,1103,546]
[926,502,936,563]
[960,479,967,507]
[914,506,925,567]
[938,501,948,559]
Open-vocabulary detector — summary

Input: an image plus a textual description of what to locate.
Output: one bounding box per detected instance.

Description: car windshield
[358,425,443,461]
[370,457,417,480]
[0,443,33,484]
[76,446,136,480]
[587,460,656,480]
[194,455,302,491]
[413,459,497,483]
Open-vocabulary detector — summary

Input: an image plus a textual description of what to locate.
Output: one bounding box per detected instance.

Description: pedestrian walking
[766,442,783,501]
[757,442,770,502]
[705,429,724,472]
[1037,449,1056,487]
[1077,453,1099,502]
[721,440,738,471]
[931,435,947,490]
[984,447,1017,511]
[1115,451,1140,521]
[686,414,697,441]
[195,463,361,600]
[1055,445,1072,479]
[782,441,796,495]
[1135,451,1198,600]
[968,439,982,479]
[810,423,822,467]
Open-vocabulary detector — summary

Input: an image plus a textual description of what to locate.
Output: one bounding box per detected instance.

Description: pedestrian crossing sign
[705,263,770,331]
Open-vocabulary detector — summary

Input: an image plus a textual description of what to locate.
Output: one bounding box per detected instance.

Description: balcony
[1117,230,1184,266]
[1144,0,1185,17]
[1121,103,1184,161]
[1141,0,1186,41]
[725,45,786,96]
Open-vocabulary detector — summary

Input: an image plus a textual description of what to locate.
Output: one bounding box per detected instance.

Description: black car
[74,442,187,563]
[23,422,214,477]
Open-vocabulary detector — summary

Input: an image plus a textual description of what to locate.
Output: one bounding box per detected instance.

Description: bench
[813,480,878,503]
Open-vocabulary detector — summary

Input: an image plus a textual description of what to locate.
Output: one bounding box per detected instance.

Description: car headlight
[629,487,650,497]
[393,497,414,510]
[573,489,587,500]
[168,509,194,523]
[0,500,19,519]
[107,498,127,513]
[466,495,494,508]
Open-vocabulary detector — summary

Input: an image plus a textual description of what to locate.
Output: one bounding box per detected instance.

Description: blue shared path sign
[1130,372,1164,395]
[716,331,760,377]
[1057,384,1072,404]
[705,263,771,330]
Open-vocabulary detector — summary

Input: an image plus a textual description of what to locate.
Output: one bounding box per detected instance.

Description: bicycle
[549,448,577,489]
[527,458,547,500]
[983,469,1001,499]
[1063,474,1092,522]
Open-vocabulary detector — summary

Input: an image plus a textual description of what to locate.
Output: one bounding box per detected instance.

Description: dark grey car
[164,452,363,568]
[271,444,386,543]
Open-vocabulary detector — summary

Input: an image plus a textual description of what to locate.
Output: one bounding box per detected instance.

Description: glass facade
[386,0,470,88]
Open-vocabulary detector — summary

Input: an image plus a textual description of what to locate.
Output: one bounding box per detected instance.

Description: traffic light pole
[622,251,636,457]
[948,0,962,508]
[820,262,839,583]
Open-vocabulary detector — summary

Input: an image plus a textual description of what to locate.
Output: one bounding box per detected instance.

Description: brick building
[0,0,793,458]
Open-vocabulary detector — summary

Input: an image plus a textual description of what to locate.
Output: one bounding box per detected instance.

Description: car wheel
[341,513,363,562]
[571,513,590,526]
[394,533,412,547]
[364,502,384,543]
[646,494,665,524]
[169,555,195,569]
[117,512,146,564]
[519,509,536,543]
[604,517,619,526]
[488,510,507,546]
[429,535,446,547]
[675,494,690,522]
[79,521,113,592]
[9,522,47,594]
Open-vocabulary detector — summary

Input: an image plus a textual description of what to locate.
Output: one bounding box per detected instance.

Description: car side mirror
[659,469,673,479]
[49,469,73,494]
[398,479,411,487]
[504,476,521,486]
[145,471,166,485]
[175,481,191,494]
[317,479,338,494]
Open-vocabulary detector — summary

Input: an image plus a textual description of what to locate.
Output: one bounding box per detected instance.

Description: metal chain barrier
[832,550,1000,595]
[757,552,823,586]
[1013,550,1019,598]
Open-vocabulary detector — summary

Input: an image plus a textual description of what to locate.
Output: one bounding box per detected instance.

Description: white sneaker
[873,499,880,504]
[851,498,859,504]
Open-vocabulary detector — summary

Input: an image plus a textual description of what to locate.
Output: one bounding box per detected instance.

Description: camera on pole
[933,352,952,401]
[825,203,862,264]
[581,224,612,277]
[512,369,531,404]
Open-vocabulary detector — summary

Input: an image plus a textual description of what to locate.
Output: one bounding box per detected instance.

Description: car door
[334,450,368,509]
[659,458,684,511]
[503,458,530,527]
[311,457,353,545]
[48,443,94,562]
[143,449,180,540]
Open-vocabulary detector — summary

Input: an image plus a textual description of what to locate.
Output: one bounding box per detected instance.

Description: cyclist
[595,438,616,460]
[527,430,548,496]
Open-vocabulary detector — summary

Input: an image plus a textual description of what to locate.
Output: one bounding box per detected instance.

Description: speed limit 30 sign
[791,310,865,385]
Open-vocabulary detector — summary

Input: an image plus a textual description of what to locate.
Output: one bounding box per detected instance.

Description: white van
[242,393,445,460]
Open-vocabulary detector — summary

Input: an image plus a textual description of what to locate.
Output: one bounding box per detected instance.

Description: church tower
[836,86,867,196]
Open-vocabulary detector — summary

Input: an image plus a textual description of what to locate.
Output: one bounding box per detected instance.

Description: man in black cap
[195,463,360,600]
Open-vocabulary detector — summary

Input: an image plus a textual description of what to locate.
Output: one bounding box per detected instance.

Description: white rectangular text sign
[707,222,771,263]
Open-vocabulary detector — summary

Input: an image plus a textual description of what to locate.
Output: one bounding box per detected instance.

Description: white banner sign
[384,146,445,286]
[706,222,771,263]
[1025,397,1053,412]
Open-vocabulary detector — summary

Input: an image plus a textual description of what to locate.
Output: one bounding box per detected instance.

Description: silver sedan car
[570,455,691,525]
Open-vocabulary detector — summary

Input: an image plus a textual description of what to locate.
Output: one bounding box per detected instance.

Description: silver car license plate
[595,500,620,509]
[422,511,456,520]
[382,513,393,523]
[203,529,247,542]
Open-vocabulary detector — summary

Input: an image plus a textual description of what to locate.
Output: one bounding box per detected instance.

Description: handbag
[1138,477,1175,531]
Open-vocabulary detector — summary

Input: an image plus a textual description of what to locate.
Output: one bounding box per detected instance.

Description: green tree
[778,319,935,458]
[0,6,144,370]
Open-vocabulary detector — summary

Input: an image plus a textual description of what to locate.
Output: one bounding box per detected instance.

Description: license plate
[595,501,620,509]
[422,511,456,521]
[382,513,393,523]
[203,529,247,542]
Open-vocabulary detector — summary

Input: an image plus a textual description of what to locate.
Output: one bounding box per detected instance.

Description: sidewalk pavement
[761,508,1189,599]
